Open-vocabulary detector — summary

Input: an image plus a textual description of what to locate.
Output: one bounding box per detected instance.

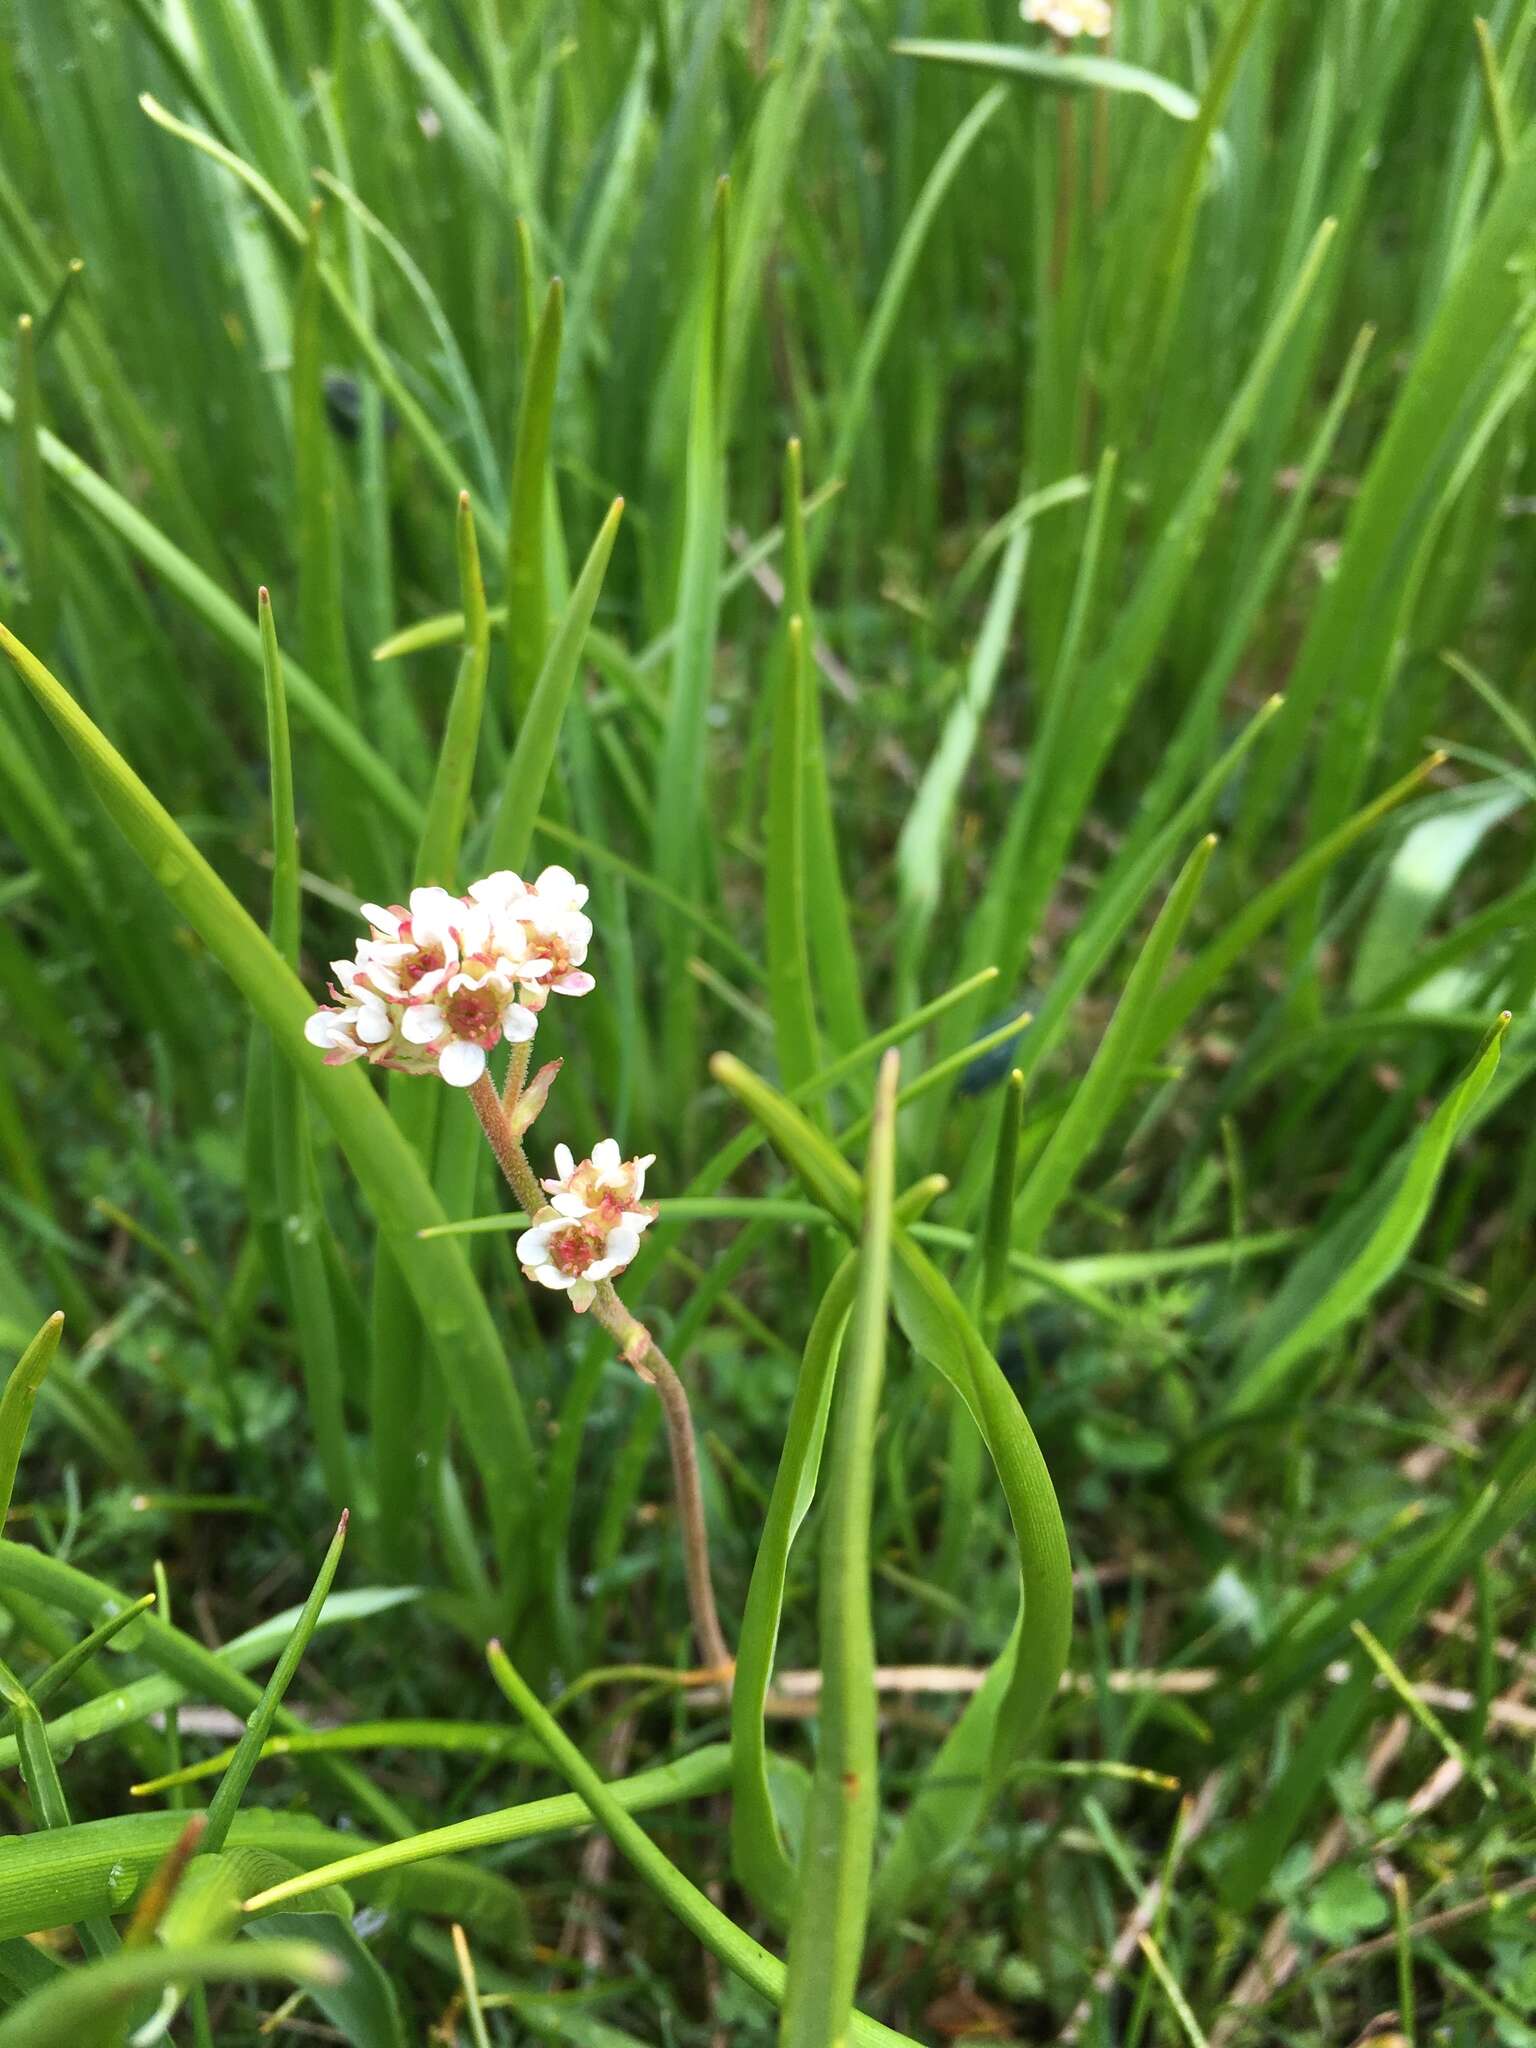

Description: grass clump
[1,1,1535,2041]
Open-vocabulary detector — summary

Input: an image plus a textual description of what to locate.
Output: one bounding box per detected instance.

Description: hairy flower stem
[468,1072,543,1215]
[501,1039,530,1116]
[467,1070,732,1679]
[590,1280,732,1679]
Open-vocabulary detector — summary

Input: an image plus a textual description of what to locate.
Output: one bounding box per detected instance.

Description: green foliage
[0,0,1533,2040]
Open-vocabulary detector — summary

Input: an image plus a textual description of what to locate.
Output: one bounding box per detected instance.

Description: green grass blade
[239,1745,732,1914]
[485,1647,922,2047]
[1011,835,1215,1256]
[779,1053,897,2048]
[895,517,1030,990]
[1133,0,1277,376]
[137,91,499,555]
[779,440,865,1050]
[0,1591,155,1738]
[981,1070,1027,1325]
[253,589,354,1511]
[12,311,54,645]
[0,1940,341,2048]
[869,1643,1015,1923]
[1242,124,1536,845]
[365,0,515,209]
[0,1654,118,1956]
[204,1512,349,1855]
[0,383,420,831]
[505,278,564,718]
[0,1806,517,1944]
[765,614,822,1101]
[485,498,624,873]
[0,1309,61,1531]
[826,88,1006,498]
[132,1718,542,1797]
[892,39,1200,121]
[1223,1014,1509,1418]
[416,494,492,888]
[654,175,729,1065]
[965,217,1338,1012]
[0,1568,414,1782]
[1145,753,1445,1048]
[731,1253,858,1922]
[309,164,501,511]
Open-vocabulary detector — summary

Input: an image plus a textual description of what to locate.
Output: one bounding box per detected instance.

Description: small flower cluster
[304,866,594,1089]
[517,1140,657,1312]
[307,861,656,1314]
[1022,0,1111,38]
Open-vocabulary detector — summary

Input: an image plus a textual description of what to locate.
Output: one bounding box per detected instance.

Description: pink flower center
[549,1223,607,1277]
[524,925,575,981]
[400,939,446,982]
[443,984,502,1044]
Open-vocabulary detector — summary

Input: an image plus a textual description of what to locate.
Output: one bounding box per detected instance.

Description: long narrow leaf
[780,1053,898,2046]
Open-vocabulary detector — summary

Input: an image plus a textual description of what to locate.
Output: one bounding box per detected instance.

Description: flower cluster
[1022,0,1111,38]
[517,1140,657,1312]
[308,859,660,1321]
[304,866,594,1088]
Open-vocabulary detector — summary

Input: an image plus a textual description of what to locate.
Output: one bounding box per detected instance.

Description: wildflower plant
[305,863,730,1673]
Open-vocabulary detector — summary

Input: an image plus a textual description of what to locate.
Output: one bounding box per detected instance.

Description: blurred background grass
[2,0,1536,2040]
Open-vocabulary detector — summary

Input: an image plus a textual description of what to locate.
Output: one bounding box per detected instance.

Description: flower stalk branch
[468,1072,544,1216]
[472,1064,732,1680]
[306,864,730,1676]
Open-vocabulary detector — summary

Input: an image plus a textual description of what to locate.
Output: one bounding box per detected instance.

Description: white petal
[503,1005,539,1044]
[553,1144,576,1183]
[585,1256,619,1282]
[438,1039,487,1087]
[305,1010,341,1047]
[552,970,595,998]
[591,1139,621,1174]
[516,1227,552,1265]
[360,902,402,936]
[550,1192,590,1219]
[533,863,577,898]
[533,1262,573,1290]
[457,902,493,954]
[408,887,463,945]
[401,1004,446,1046]
[604,1224,641,1267]
[468,870,522,910]
[623,1207,655,1234]
[356,1002,394,1046]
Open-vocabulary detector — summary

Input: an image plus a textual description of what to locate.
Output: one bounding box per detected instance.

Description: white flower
[517,1138,658,1312]
[472,864,596,1008]
[541,1138,656,1218]
[1022,0,1111,37]
[304,868,589,1087]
